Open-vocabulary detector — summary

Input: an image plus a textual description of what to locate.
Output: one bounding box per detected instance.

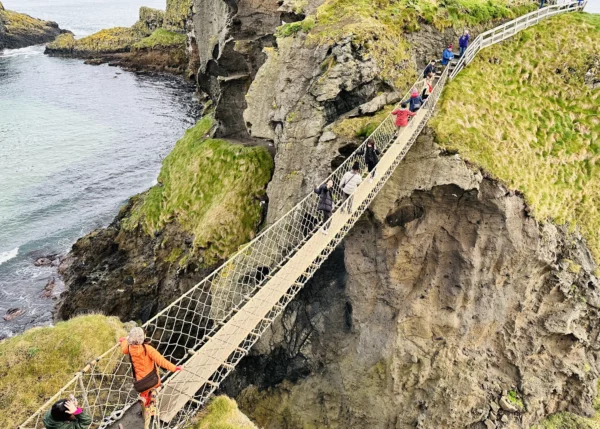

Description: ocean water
[0,0,199,338]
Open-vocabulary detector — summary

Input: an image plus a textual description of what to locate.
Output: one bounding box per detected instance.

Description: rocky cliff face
[224,130,600,429]
[0,2,64,50]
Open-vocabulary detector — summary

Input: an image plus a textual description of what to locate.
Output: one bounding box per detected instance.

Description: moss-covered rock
[122,115,274,266]
[165,0,192,32]
[431,12,600,263]
[0,4,63,50]
[186,396,258,429]
[0,315,125,429]
[133,28,186,50]
[133,6,166,36]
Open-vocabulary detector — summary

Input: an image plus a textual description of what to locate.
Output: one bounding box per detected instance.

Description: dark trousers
[321,210,332,230]
[459,46,467,57]
[367,161,377,177]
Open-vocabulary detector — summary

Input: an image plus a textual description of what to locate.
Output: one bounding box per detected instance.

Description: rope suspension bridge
[20,2,586,428]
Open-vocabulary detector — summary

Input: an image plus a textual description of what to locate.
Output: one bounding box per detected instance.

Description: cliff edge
[0,1,64,50]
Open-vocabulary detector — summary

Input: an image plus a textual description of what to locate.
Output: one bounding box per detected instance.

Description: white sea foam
[0,45,44,58]
[0,247,19,266]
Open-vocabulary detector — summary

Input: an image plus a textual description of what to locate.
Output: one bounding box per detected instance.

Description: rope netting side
[19,3,585,428]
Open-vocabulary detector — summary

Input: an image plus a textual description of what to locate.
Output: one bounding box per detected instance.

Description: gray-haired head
[127,327,145,345]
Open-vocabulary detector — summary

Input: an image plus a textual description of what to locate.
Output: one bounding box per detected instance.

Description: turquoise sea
[0,0,198,338]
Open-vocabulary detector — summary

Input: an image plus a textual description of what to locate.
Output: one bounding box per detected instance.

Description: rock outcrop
[45,3,195,77]
[0,2,64,50]
[58,117,274,322]
[224,130,600,429]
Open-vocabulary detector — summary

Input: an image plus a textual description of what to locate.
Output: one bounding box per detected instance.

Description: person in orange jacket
[120,327,182,429]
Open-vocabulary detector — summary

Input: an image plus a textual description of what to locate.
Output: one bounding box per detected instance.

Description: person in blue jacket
[459,31,470,57]
[441,44,454,66]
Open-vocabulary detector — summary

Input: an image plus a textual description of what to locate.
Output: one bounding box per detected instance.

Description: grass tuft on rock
[0,315,125,429]
[431,12,600,262]
[134,28,186,50]
[70,27,141,53]
[185,396,257,429]
[122,115,274,267]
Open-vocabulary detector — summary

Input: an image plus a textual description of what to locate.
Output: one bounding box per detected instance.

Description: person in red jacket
[392,102,417,129]
[120,327,182,429]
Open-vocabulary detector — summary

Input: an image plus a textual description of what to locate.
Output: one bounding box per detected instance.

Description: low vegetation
[164,0,192,31]
[122,115,274,266]
[532,380,600,428]
[186,396,257,429]
[63,27,140,53]
[134,28,186,49]
[0,315,125,428]
[431,13,600,261]
[333,106,394,139]
[275,0,536,89]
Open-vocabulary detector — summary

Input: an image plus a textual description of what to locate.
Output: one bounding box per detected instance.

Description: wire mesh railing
[19,1,585,428]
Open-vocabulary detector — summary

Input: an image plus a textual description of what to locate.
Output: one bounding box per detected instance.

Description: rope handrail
[19,1,586,427]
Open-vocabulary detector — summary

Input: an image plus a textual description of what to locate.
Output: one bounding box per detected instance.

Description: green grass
[333,106,394,139]
[122,116,274,267]
[70,27,141,53]
[47,32,76,51]
[273,0,536,88]
[0,315,125,429]
[185,396,257,429]
[133,28,186,49]
[431,13,600,262]
[532,380,600,428]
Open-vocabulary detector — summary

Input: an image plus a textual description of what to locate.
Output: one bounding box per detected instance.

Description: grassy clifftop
[0,315,125,428]
[431,13,600,262]
[276,0,536,89]
[122,115,274,267]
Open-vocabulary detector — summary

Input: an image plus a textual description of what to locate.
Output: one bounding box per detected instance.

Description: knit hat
[352,161,360,171]
[127,327,145,345]
[448,44,453,49]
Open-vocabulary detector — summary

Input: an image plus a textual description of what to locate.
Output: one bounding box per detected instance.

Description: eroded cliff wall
[225,130,600,429]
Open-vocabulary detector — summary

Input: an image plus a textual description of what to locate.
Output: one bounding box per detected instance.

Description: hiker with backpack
[43,395,91,429]
[408,89,423,112]
[314,180,335,234]
[421,73,434,100]
[120,327,182,429]
[340,161,363,213]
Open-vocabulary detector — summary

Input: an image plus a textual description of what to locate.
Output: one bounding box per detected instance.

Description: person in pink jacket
[392,103,416,128]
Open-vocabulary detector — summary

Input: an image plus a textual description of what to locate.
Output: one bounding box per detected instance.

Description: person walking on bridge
[423,59,436,78]
[315,180,334,234]
[43,395,91,429]
[361,138,381,183]
[441,44,454,66]
[408,89,423,113]
[459,31,470,58]
[392,102,416,129]
[120,327,182,429]
[340,161,362,214]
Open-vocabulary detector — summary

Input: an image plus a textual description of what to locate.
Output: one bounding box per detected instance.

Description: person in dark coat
[423,59,436,78]
[314,180,334,234]
[362,139,381,183]
[459,31,470,57]
[408,89,423,113]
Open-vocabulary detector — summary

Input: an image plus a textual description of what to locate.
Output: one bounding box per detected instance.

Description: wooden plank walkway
[157,108,429,422]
